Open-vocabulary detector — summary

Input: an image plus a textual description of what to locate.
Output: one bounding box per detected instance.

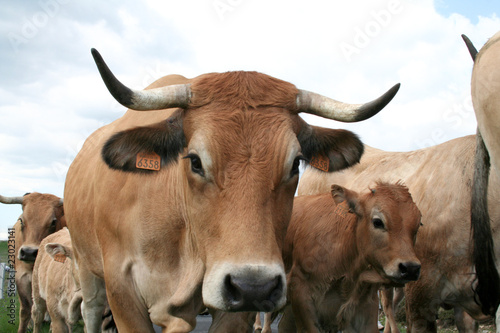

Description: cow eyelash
[183,153,205,177]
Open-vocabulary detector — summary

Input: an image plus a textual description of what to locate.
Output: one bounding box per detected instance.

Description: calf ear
[298,122,364,172]
[45,243,72,260]
[102,110,186,172]
[331,184,362,216]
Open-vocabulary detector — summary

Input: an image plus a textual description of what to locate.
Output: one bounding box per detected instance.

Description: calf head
[331,182,421,284]
[93,49,400,312]
[1,193,65,262]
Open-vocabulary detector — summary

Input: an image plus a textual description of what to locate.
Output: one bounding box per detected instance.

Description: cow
[1,193,65,333]
[298,135,498,332]
[31,227,83,333]
[277,182,421,332]
[463,31,500,318]
[63,48,400,332]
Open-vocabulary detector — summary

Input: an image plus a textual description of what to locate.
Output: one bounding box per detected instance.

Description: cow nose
[19,246,38,262]
[399,262,421,281]
[223,274,284,311]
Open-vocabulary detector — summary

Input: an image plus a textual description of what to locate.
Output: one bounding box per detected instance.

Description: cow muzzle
[19,245,38,262]
[202,263,286,312]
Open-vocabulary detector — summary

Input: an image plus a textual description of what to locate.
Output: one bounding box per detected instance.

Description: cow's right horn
[297,83,400,122]
[91,48,192,111]
[0,195,24,204]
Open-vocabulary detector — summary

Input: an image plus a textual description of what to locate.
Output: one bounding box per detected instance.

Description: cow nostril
[399,262,421,280]
[224,274,243,305]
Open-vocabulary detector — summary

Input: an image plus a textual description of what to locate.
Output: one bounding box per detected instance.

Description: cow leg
[278,305,297,333]
[16,274,32,333]
[254,313,263,332]
[454,307,478,333]
[262,312,273,333]
[49,316,70,333]
[381,287,401,333]
[31,297,46,333]
[288,269,321,332]
[404,286,439,333]
[79,267,107,333]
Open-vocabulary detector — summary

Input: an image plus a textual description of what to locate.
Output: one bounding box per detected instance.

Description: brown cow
[279,183,421,332]
[1,193,65,333]
[32,227,82,333]
[64,49,399,332]
[298,135,497,332]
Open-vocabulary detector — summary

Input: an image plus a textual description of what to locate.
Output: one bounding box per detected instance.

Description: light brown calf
[280,182,421,332]
[32,227,82,333]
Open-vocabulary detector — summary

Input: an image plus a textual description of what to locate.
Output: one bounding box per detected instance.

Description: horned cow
[64,48,400,332]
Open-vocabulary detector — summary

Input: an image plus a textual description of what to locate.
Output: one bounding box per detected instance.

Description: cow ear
[298,123,364,172]
[45,243,72,260]
[331,184,361,216]
[102,110,186,172]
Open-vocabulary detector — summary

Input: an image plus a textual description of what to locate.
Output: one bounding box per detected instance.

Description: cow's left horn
[297,83,400,122]
[91,48,192,111]
[0,195,24,204]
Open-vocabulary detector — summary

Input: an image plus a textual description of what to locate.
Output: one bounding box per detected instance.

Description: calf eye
[183,153,204,177]
[18,217,24,230]
[372,218,385,229]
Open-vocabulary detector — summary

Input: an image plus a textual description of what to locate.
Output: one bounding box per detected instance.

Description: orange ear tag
[53,253,66,263]
[310,155,330,172]
[334,201,349,218]
[136,152,161,171]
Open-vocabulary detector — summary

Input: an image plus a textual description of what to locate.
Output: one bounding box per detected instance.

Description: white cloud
[0,0,499,234]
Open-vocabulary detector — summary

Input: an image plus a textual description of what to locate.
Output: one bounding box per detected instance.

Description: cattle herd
[1,31,500,333]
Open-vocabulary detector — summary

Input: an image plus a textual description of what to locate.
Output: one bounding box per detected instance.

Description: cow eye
[290,156,304,178]
[183,153,204,177]
[372,218,385,229]
[49,218,57,232]
[18,217,24,229]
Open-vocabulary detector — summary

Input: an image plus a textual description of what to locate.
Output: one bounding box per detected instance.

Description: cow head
[331,182,421,285]
[1,193,65,262]
[92,49,400,312]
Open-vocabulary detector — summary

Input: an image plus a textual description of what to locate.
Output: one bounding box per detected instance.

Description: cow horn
[91,48,192,111]
[0,195,24,204]
[297,83,400,122]
[461,34,478,61]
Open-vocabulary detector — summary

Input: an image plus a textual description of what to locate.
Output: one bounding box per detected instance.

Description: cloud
[0,0,499,235]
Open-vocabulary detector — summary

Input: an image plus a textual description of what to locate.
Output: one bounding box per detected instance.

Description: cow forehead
[187,109,299,156]
[185,109,301,186]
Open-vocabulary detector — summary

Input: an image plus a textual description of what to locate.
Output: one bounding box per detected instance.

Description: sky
[0,0,498,240]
